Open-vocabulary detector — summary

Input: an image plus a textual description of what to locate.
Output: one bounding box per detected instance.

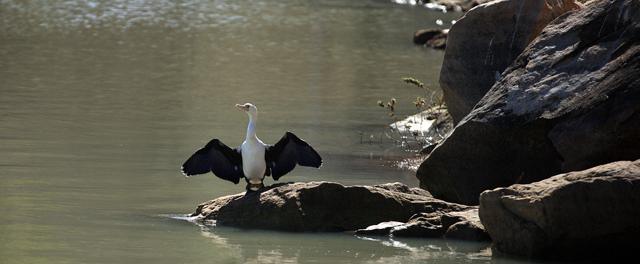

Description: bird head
[236,103,258,114]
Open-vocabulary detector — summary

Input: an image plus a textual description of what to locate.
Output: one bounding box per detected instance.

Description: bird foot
[245,182,265,192]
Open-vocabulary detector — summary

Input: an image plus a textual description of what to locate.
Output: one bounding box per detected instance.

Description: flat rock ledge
[190,181,481,235]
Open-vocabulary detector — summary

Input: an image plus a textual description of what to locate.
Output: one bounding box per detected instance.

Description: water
[1,0,534,263]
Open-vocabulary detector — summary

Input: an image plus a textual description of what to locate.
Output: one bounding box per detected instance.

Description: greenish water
[1,0,545,263]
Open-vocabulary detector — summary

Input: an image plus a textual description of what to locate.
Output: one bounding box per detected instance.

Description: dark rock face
[417,119,564,205]
[479,159,640,262]
[191,182,467,232]
[418,0,640,205]
[439,0,582,124]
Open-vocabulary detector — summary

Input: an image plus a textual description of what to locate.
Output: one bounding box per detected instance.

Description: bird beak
[236,104,249,111]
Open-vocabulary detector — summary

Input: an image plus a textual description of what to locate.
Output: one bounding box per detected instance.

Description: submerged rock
[418,0,640,205]
[479,159,640,262]
[190,181,468,232]
[439,0,582,124]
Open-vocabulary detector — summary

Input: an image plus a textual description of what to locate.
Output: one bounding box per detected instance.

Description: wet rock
[413,29,447,49]
[391,105,453,146]
[417,0,640,205]
[419,144,437,155]
[388,208,489,241]
[439,0,582,124]
[389,211,444,238]
[391,220,443,238]
[354,221,405,236]
[479,159,640,262]
[425,107,453,142]
[430,0,496,12]
[191,181,468,232]
[445,220,490,241]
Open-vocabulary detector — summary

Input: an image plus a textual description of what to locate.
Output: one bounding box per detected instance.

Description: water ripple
[0,0,259,35]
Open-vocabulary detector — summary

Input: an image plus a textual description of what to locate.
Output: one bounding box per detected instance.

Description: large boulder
[190,181,470,232]
[417,0,640,205]
[439,0,582,124]
[479,159,640,262]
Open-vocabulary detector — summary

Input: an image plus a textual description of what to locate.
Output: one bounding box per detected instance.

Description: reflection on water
[0,0,540,263]
[180,215,494,264]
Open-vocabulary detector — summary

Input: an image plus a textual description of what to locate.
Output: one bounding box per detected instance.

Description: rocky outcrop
[439,0,582,124]
[479,159,640,262]
[417,0,640,205]
[190,182,469,232]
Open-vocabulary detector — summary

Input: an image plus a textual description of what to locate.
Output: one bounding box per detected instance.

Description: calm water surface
[2,0,540,263]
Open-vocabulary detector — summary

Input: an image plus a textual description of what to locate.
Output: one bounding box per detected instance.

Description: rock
[354,221,405,236]
[425,106,454,141]
[190,181,468,232]
[390,212,443,238]
[391,105,453,145]
[429,0,496,12]
[439,0,582,124]
[445,220,490,241]
[479,159,640,262]
[417,115,564,205]
[419,144,437,155]
[417,108,454,155]
[413,29,447,49]
[417,0,640,205]
[389,208,490,241]
[440,207,491,241]
[391,220,443,238]
[441,208,490,241]
[374,182,432,196]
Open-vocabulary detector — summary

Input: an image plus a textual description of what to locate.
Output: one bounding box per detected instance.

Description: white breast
[241,139,267,184]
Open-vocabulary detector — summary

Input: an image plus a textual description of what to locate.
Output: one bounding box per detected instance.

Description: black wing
[265,132,322,181]
[181,139,245,184]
